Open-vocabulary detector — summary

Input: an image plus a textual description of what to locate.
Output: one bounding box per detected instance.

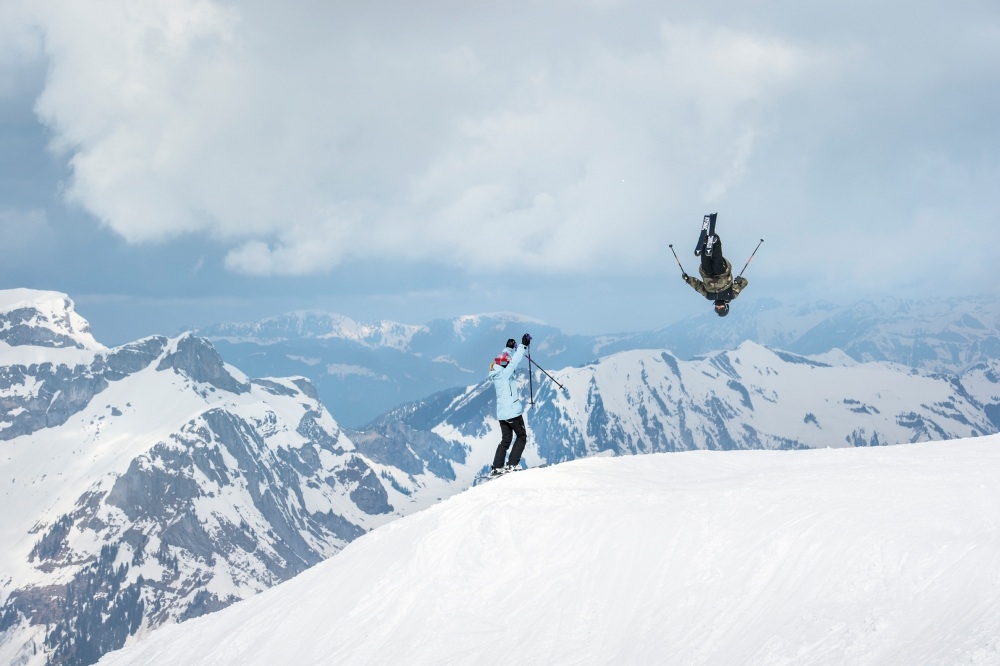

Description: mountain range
[2,288,999,665]
[0,290,446,666]
[196,311,585,427]
[350,341,1000,479]
[197,296,1000,428]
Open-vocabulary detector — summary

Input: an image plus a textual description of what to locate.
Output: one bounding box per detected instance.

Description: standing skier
[488,333,532,476]
[683,233,748,317]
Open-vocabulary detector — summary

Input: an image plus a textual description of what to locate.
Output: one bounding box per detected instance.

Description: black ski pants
[701,235,725,277]
[493,415,527,469]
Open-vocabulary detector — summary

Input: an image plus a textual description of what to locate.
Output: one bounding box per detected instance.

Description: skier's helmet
[714,300,730,317]
[494,351,511,367]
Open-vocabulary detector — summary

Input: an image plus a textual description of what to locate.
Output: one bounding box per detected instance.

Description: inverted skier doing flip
[681,213,750,317]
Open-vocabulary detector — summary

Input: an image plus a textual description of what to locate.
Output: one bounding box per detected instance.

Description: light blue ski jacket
[489,343,527,421]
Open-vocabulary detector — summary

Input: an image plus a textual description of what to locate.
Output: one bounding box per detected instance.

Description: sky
[98,437,1000,665]
[1,0,999,345]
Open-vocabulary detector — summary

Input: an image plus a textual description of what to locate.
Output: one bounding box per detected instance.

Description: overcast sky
[1,0,998,344]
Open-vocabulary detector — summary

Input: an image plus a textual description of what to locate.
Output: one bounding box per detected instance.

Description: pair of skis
[671,213,764,280]
[694,213,718,257]
[473,463,551,486]
[473,467,520,486]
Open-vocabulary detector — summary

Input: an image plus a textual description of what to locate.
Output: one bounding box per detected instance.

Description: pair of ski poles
[669,238,764,281]
[526,350,563,407]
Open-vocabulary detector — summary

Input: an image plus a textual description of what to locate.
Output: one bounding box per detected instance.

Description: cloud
[7,1,827,276]
[6,0,998,286]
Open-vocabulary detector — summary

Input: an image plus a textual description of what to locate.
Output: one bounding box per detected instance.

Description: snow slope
[0,290,459,665]
[100,436,1000,665]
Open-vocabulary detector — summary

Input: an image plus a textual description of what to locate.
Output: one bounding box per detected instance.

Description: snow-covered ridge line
[0,333,253,442]
[197,310,427,350]
[98,436,1000,665]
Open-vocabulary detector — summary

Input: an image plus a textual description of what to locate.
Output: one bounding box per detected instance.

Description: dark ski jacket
[686,259,748,302]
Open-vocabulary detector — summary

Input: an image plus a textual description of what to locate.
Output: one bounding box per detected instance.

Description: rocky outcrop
[156,335,250,395]
[0,292,416,666]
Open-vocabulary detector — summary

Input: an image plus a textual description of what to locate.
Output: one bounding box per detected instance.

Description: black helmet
[714,300,729,317]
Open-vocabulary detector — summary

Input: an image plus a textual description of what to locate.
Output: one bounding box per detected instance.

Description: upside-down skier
[487,333,532,477]
[681,213,749,317]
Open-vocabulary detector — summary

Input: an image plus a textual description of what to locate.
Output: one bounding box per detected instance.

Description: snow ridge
[98,437,1000,665]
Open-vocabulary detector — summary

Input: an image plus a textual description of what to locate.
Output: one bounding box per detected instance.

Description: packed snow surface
[101,437,1000,665]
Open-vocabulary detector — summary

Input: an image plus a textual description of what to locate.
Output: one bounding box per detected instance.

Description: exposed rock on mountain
[0,292,428,666]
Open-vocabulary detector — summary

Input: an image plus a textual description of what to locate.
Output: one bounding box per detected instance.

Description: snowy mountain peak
[0,288,103,352]
[0,326,418,665]
[155,333,252,394]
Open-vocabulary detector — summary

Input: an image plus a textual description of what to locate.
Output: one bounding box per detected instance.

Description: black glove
[521,333,532,347]
[682,273,690,283]
[506,338,517,349]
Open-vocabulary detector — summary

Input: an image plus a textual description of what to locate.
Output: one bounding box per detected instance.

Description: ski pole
[737,238,764,279]
[527,350,535,406]
[529,358,565,390]
[667,244,688,276]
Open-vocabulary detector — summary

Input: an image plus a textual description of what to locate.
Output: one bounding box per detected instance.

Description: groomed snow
[100,436,1000,665]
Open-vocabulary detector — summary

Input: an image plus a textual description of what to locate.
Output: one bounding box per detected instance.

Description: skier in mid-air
[682,213,749,317]
[488,333,532,476]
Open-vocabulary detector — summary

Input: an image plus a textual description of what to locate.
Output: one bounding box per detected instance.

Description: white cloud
[8,1,826,276]
[7,0,997,287]
[0,0,41,64]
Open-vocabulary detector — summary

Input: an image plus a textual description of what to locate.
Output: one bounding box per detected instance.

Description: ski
[471,463,550,487]
[694,213,717,256]
[472,467,517,486]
